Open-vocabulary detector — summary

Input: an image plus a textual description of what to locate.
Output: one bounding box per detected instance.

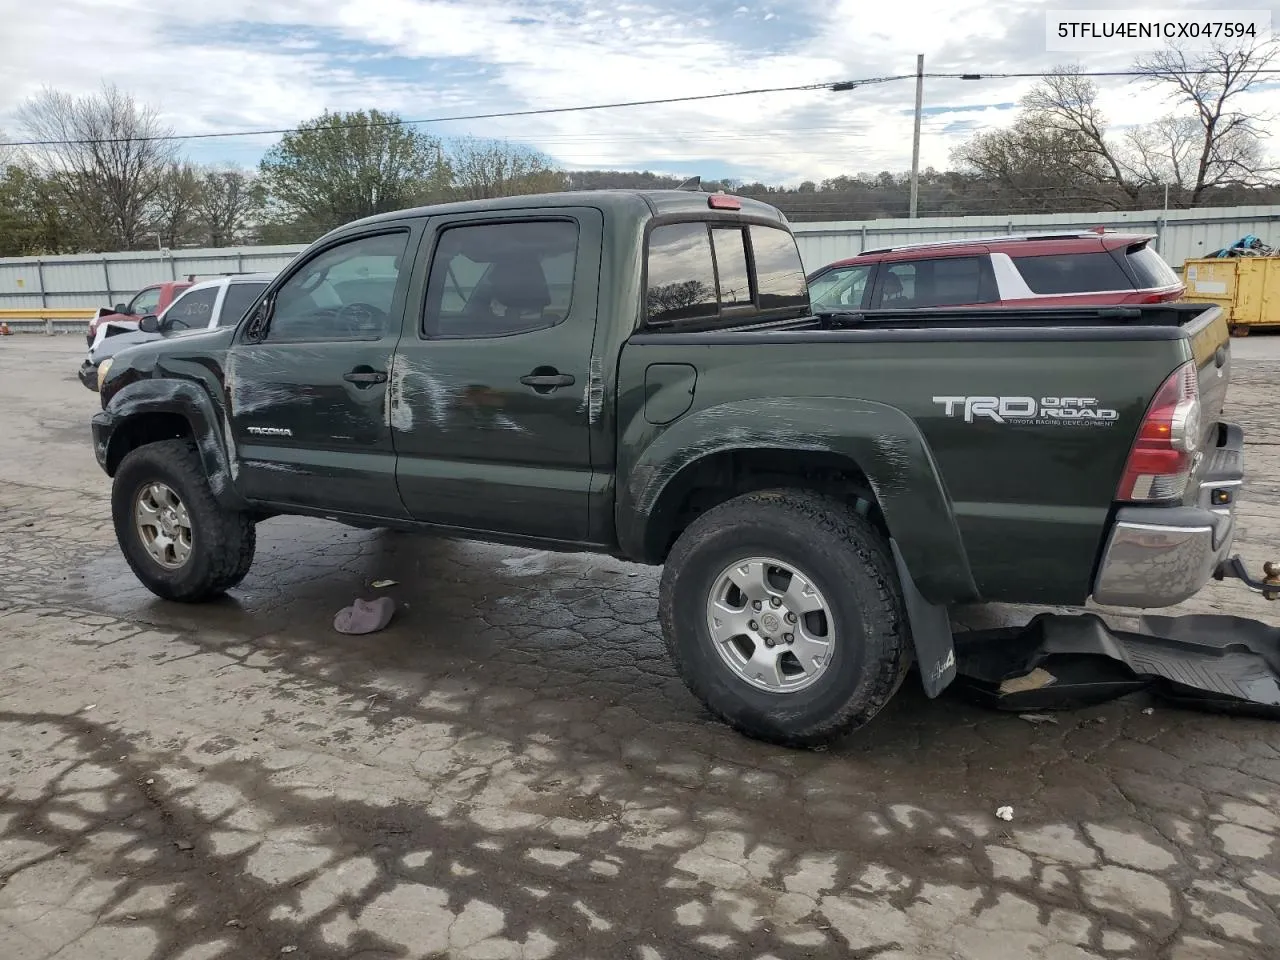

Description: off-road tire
[659,488,910,748]
[112,439,256,602]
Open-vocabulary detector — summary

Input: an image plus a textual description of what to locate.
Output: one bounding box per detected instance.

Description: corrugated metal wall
[0,245,305,309]
[790,204,1280,273]
[1,204,1276,309]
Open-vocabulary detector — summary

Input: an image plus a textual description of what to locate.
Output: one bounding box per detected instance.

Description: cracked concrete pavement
[0,335,1278,960]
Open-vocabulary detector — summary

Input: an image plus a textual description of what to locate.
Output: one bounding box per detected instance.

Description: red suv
[806,231,1184,312]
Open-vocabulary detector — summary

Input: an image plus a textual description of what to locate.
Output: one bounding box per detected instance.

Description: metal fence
[0,245,305,311]
[1,203,1276,317]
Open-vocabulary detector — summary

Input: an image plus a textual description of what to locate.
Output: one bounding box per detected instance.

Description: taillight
[1116,360,1201,502]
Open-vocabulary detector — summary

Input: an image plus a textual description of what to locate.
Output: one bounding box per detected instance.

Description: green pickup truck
[91,189,1242,747]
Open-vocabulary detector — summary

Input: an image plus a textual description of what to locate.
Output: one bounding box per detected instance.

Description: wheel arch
[617,396,979,606]
[101,380,246,510]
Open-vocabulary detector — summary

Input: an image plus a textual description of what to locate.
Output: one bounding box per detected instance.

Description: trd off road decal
[932,395,1118,426]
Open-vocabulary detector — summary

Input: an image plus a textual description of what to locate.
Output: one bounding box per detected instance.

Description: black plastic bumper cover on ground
[952,612,1280,718]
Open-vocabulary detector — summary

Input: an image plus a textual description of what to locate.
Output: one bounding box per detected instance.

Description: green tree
[0,162,74,256]
[258,110,451,236]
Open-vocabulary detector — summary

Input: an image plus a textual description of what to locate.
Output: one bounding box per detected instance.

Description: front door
[391,209,603,541]
[226,225,419,520]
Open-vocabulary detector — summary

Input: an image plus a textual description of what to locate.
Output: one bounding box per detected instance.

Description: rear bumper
[1092,422,1243,608]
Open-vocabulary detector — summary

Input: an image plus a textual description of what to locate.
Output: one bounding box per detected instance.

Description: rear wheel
[112,439,256,602]
[659,489,910,748]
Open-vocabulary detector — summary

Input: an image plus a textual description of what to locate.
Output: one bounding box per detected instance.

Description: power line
[5,65,1279,149]
[0,76,908,148]
[10,64,1280,150]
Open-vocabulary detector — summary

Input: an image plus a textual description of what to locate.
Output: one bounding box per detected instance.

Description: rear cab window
[644,219,808,329]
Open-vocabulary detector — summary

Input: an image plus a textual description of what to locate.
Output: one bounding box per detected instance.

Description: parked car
[806,231,1185,313]
[86,280,194,347]
[91,190,1240,748]
[79,273,272,391]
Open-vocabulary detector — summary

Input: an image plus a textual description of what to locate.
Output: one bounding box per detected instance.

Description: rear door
[226,224,420,519]
[391,208,603,541]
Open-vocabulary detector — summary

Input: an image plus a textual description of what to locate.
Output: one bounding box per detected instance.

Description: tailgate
[1186,304,1231,427]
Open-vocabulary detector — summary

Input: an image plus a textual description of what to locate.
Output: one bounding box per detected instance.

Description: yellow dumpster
[1182,257,1280,335]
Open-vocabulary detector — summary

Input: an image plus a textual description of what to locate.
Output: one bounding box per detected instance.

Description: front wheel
[112,439,256,602]
[659,489,910,748]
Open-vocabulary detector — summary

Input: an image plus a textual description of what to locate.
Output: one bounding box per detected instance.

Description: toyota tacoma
[90,189,1242,747]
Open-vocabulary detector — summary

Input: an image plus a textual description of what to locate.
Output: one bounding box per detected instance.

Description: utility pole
[909,54,924,219]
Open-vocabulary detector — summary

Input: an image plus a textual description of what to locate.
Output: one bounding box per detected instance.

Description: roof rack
[858,230,1131,256]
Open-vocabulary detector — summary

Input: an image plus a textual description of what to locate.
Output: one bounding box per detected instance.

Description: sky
[0,0,1276,186]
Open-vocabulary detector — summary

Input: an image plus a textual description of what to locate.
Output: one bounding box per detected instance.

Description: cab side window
[266,231,410,341]
[422,219,580,339]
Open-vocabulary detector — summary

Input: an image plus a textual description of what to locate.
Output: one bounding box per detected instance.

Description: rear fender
[617,396,979,606]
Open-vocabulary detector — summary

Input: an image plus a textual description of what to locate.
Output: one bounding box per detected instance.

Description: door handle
[344,370,388,385]
[520,371,575,390]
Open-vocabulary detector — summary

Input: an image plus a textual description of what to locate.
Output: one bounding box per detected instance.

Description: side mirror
[114,303,130,315]
[138,315,160,333]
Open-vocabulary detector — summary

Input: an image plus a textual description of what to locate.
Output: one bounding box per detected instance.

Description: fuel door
[643,363,697,425]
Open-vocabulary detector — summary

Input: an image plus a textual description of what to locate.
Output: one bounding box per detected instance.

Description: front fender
[617,396,978,605]
[97,376,245,509]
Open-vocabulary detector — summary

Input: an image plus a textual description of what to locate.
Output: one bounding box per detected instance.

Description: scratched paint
[586,356,604,426]
[226,350,303,415]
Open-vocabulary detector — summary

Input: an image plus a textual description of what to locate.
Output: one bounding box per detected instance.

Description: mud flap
[890,539,956,698]
[951,611,1280,717]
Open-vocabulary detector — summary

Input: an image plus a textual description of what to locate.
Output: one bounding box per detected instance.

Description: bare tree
[1021,67,1143,205]
[197,168,262,246]
[952,116,1119,209]
[17,83,177,250]
[447,137,568,200]
[1133,38,1279,203]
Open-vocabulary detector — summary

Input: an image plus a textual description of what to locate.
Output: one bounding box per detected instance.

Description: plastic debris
[999,668,1056,695]
[371,579,398,588]
[280,948,298,955]
[333,597,396,635]
[996,806,1014,822]
[1142,707,1155,715]
[81,704,96,712]
[175,840,194,851]
[225,919,245,929]
[1018,713,1058,725]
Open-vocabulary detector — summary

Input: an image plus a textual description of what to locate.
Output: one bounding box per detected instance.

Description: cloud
[0,0,1273,185]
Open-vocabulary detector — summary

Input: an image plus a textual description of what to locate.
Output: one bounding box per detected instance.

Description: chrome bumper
[1092,422,1243,608]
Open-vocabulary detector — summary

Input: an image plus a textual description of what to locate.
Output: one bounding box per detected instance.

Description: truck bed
[618,301,1231,606]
